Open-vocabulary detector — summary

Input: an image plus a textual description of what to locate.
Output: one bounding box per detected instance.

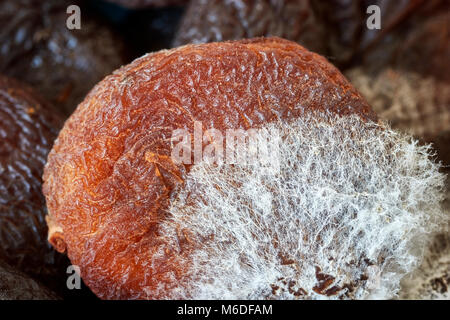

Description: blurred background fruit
[0,0,448,300]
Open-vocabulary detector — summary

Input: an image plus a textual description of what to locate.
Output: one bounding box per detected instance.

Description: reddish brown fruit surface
[0,260,59,300]
[43,37,375,299]
[0,0,126,116]
[0,76,66,285]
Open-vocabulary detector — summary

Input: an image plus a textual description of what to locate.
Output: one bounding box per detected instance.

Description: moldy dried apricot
[43,37,375,299]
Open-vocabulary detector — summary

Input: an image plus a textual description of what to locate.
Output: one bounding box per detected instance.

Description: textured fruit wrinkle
[160,112,447,299]
[0,76,64,281]
[43,38,376,299]
[173,0,327,55]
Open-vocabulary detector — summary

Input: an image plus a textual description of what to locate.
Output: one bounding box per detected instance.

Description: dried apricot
[174,0,449,72]
[43,38,377,299]
[360,2,450,82]
[43,38,446,300]
[0,0,126,115]
[0,76,66,287]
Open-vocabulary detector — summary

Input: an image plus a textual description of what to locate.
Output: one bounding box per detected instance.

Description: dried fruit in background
[393,10,449,82]
[173,0,327,55]
[344,1,450,301]
[311,0,448,70]
[105,0,189,9]
[311,0,417,67]
[311,0,365,67]
[360,3,450,82]
[0,0,126,116]
[172,1,446,70]
[43,38,377,299]
[0,260,59,300]
[346,68,450,166]
[0,76,66,289]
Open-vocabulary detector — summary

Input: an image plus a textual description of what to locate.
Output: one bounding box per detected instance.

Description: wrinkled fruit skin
[0,260,59,300]
[0,0,126,116]
[43,37,375,299]
[359,1,450,82]
[174,0,449,72]
[106,0,189,8]
[0,76,66,288]
[173,0,327,55]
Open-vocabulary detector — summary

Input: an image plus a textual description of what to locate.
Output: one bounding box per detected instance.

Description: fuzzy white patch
[159,112,447,300]
[399,230,450,300]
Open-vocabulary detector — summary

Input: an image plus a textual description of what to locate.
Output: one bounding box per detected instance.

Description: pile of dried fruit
[0,0,448,300]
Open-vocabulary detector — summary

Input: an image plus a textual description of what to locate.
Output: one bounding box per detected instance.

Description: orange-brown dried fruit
[43,37,375,299]
[0,76,66,286]
[174,0,449,72]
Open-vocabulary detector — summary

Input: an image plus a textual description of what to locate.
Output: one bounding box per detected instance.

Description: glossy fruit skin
[0,260,59,300]
[0,0,126,116]
[0,76,66,287]
[43,37,376,299]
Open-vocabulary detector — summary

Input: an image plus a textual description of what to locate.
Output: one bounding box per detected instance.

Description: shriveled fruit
[105,0,189,8]
[0,0,126,115]
[0,76,67,288]
[43,38,446,299]
[172,0,448,70]
[360,3,450,82]
[173,0,327,54]
[174,0,448,73]
[0,260,59,300]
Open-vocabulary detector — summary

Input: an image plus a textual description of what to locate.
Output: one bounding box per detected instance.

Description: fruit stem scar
[46,214,67,253]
